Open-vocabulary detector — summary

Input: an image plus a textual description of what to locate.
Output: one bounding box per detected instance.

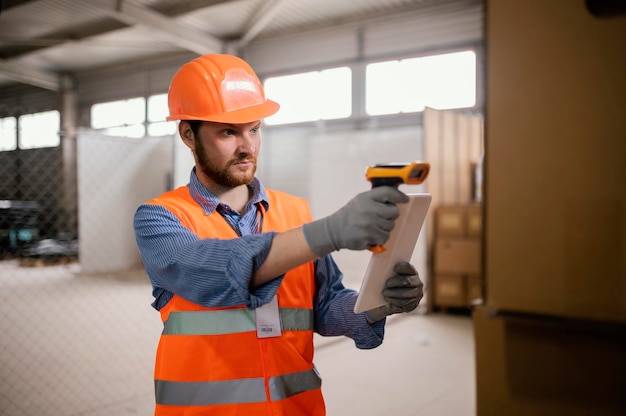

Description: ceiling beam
[94,0,223,55]
[0,61,60,91]
[237,0,287,47]
[0,0,224,90]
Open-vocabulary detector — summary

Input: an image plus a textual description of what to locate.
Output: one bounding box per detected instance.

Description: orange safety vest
[147,186,325,416]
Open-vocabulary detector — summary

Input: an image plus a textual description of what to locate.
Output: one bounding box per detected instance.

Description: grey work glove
[302,186,409,257]
[365,262,424,323]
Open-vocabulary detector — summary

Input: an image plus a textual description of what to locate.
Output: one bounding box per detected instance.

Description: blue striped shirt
[133,169,385,349]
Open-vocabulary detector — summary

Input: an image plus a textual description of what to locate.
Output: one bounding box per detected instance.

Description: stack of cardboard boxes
[432,204,483,309]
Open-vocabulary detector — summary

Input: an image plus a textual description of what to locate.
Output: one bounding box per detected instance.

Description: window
[366,50,476,116]
[19,111,60,149]
[0,117,17,151]
[264,67,351,125]
[91,97,146,138]
[147,94,176,136]
[90,95,176,138]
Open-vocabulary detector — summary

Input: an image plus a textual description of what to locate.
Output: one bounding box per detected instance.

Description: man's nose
[238,132,257,154]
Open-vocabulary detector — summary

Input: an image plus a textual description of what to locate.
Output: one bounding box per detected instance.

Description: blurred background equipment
[0,200,40,257]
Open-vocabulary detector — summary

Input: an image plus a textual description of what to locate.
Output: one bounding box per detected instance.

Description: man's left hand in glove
[365,261,424,324]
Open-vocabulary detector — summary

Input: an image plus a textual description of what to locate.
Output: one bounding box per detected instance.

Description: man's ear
[179,121,194,149]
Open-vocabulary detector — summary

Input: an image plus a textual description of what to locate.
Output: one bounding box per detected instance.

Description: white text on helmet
[225,81,257,92]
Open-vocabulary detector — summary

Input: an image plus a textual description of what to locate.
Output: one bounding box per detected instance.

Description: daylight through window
[264,67,352,125]
[18,111,60,149]
[0,117,17,151]
[366,50,476,116]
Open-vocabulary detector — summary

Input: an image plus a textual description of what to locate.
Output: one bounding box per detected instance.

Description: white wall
[172,131,195,188]
[77,131,173,274]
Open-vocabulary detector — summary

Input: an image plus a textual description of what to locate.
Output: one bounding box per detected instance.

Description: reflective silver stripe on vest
[155,368,321,406]
[269,368,322,401]
[163,308,313,335]
[155,377,265,406]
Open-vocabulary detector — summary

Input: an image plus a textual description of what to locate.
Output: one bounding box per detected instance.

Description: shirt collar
[188,167,269,215]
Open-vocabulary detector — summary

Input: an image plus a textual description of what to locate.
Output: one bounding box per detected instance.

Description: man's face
[186,120,262,188]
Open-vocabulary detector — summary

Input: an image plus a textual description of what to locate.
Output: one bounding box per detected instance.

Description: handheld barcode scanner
[366,162,430,188]
[365,161,431,252]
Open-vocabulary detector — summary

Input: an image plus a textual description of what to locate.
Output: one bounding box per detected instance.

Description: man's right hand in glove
[302,186,409,257]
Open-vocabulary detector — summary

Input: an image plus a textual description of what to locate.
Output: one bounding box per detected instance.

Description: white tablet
[353,193,432,314]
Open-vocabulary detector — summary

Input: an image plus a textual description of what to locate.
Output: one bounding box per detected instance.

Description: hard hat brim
[167,99,280,124]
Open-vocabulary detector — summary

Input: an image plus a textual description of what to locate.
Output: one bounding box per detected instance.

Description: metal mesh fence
[0,143,162,415]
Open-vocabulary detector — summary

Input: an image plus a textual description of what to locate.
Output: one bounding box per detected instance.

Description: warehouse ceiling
[0,0,457,91]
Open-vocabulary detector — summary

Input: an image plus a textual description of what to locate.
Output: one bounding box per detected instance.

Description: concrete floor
[0,260,475,416]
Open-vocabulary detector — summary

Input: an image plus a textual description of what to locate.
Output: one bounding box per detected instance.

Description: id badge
[255,295,282,338]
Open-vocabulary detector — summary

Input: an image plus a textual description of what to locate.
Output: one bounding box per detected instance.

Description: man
[134,54,423,415]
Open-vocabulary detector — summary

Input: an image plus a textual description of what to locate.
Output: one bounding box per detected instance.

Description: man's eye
[251,127,260,134]
[224,129,235,135]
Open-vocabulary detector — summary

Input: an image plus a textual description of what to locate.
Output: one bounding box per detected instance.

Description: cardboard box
[473,306,626,416]
[436,204,483,238]
[434,237,482,275]
[435,206,466,237]
[434,274,467,307]
[466,204,483,237]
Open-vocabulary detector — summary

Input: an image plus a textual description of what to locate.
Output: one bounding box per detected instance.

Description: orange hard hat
[166,54,279,123]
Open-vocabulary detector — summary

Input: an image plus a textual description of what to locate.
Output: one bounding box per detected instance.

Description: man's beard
[195,140,256,188]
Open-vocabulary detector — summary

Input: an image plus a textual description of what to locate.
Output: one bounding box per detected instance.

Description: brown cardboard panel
[467,275,483,303]
[440,110,461,204]
[473,306,626,416]
[487,196,626,321]
[435,238,482,275]
[563,199,625,317]
[485,0,626,322]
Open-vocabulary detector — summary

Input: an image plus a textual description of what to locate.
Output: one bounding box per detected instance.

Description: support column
[59,75,78,240]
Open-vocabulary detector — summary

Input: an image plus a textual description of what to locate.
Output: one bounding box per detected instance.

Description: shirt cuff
[352,315,386,349]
